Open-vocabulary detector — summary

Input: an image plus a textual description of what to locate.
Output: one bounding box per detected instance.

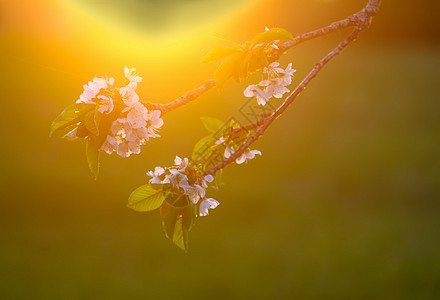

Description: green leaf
[50,103,94,137]
[200,116,224,133]
[83,110,99,136]
[191,135,216,163]
[53,123,79,139]
[95,105,119,149]
[214,169,225,188]
[251,28,294,45]
[173,217,188,252]
[201,47,241,63]
[237,53,251,82]
[86,137,100,180]
[214,53,242,88]
[160,193,194,252]
[127,184,168,212]
[76,123,90,138]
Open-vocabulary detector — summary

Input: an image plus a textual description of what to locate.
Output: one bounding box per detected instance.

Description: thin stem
[142,0,381,114]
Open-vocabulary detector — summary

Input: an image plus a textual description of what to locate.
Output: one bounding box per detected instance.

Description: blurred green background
[1,0,440,298]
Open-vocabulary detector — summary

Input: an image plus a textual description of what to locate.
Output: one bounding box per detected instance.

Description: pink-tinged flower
[184,184,206,204]
[264,81,290,99]
[244,84,270,106]
[174,156,189,171]
[202,174,214,188]
[199,198,220,216]
[147,166,170,184]
[120,83,140,107]
[100,135,118,154]
[124,67,142,83]
[125,102,149,129]
[97,95,114,114]
[147,110,164,138]
[236,149,262,164]
[116,141,130,157]
[77,76,114,104]
[263,62,285,77]
[280,63,296,85]
[224,146,235,158]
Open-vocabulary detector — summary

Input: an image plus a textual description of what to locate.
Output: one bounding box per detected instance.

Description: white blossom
[184,184,206,204]
[202,174,214,188]
[222,143,262,164]
[244,84,271,106]
[145,156,220,216]
[215,136,226,145]
[244,62,295,106]
[199,198,220,217]
[236,149,262,164]
[77,76,114,104]
[174,156,189,171]
[124,67,142,83]
[263,62,285,77]
[125,102,149,128]
[119,82,140,107]
[101,135,118,155]
[147,110,164,138]
[97,95,114,114]
[147,166,170,184]
[264,80,290,98]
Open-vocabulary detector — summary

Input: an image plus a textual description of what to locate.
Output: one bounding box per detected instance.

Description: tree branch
[205,0,382,176]
[143,79,215,115]
[142,0,381,115]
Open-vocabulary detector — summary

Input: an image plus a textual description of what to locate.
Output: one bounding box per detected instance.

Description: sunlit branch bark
[272,0,382,59]
[143,79,215,115]
[142,0,381,115]
[205,0,382,176]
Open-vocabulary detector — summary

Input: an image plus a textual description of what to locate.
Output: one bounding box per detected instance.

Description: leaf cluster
[128,184,197,252]
[202,28,295,87]
[50,95,123,179]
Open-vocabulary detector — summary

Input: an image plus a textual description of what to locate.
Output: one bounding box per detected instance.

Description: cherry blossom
[199,198,220,217]
[244,62,295,106]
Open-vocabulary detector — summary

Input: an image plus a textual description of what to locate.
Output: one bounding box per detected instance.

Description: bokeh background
[1,0,440,298]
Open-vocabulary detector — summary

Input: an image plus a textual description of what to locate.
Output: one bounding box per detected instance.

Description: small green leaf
[173,217,188,252]
[251,28,294,45]
[50,103,94,137]
[127,184,168,212]
[201,47,241,63]
[160,193,194,252]
[86,137,100,180]
[200,116,224,133]
[192,134,216,162]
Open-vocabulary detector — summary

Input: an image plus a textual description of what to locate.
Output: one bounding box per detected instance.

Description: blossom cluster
[147,156,219,216]
[244,62,296,106]
[74,67,164,157]
[215,136,262,164]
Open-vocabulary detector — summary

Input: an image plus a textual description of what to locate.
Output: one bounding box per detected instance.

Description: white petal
[205,175,214,183]
[259,80,272,87]
[235,154,247,164]
[206,198,220,209]
[174,156,182,166]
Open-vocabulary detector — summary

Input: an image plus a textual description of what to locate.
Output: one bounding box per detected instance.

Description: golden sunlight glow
[58,0,258,52]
